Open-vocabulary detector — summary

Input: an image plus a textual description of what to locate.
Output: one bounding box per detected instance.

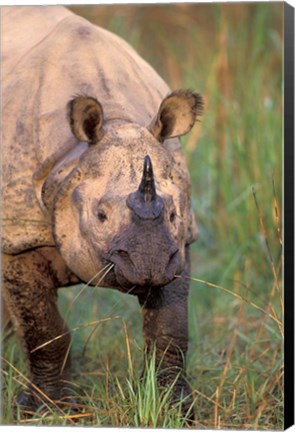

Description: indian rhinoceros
[1,5,203,417]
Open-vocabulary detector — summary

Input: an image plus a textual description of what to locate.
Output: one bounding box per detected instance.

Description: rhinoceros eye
[97,209,107,223]
[170,211,176,223]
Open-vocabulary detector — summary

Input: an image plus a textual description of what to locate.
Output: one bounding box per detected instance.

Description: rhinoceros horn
[127,155,164,220]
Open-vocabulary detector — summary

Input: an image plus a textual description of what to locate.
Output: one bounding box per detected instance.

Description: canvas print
[1,3,286,429]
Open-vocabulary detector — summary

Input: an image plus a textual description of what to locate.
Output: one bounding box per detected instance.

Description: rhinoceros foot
[163,378,195,422]
[14,389,41,414]
[14,385,80,418]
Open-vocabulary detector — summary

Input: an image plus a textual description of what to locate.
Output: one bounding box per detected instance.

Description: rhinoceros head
[52,90,203,293]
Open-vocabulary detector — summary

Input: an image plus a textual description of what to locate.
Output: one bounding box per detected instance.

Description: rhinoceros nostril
[169,248,179,261]
[117,250,129,258]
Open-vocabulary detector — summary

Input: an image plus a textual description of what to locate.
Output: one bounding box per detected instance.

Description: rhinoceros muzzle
[107,155,180,291]
[109,238,180,291]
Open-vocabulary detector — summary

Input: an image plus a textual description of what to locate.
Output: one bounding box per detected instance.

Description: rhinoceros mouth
[103,247,180,292]
[113,271,178,296]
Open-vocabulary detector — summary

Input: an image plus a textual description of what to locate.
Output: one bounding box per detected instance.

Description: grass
[1,3,283,429]
[1,341,195,427]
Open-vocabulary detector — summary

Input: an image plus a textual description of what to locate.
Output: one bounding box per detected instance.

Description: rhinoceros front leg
[3,251,72,412]
[138,247,194,418]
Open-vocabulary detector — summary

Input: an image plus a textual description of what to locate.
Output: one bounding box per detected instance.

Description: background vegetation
[1,3,283,429]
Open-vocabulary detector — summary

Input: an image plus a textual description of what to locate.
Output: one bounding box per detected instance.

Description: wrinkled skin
[1,6,203,419]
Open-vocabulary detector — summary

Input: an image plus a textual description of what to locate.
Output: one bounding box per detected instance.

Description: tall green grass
[1,3,283,428]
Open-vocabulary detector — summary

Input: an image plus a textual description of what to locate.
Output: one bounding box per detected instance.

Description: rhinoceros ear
[148,90,203,142]
[68,96,104,144]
